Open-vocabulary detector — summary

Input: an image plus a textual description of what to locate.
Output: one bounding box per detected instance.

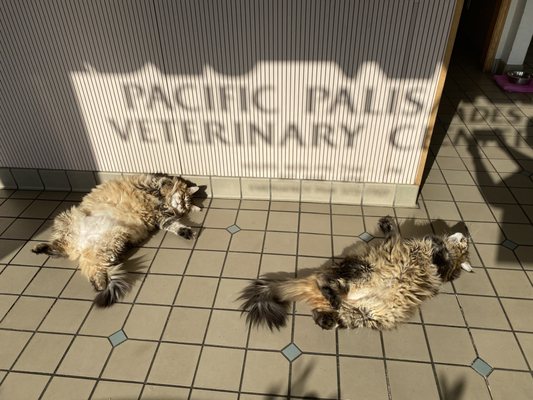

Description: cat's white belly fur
[76,212,120,251]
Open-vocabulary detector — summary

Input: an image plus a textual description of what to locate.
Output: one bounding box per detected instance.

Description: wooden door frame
[414,0,465,186]
[482,0,512,71]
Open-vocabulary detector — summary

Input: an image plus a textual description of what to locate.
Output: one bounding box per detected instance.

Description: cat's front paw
[178,227,195,240]
[312,310,338,330]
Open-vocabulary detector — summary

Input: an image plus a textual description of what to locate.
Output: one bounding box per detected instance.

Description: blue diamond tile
[359,232,374,242]
[501,239,518,250]
[226,224,241,234]
[109,330,127,347]
[471,357,493,377]
[281,343,302,362]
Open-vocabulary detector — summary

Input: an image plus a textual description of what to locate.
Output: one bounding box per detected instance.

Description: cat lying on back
[33,174,200,307]
[240,216,472,330]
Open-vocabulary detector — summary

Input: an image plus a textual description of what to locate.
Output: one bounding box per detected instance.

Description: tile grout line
[135,199,209,400]
[186,198,244,399]
[235,199,273,400]
[330,201,342,400]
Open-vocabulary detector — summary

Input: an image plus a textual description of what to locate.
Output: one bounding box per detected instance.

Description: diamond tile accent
[359,232,374,242]
[108,330,127,347]
[520,170,531,177]
[471,357,493,377]
[281,343,302,362]
[226,224,241,234]
[501,239,518,251]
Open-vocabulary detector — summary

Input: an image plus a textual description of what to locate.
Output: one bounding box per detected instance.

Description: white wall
[496,0,533,67]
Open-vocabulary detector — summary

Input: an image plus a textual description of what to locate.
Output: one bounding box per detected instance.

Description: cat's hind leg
[158,216,194,239]
[31,241,65,257]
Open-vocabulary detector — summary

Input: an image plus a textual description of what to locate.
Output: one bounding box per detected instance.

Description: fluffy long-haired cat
[240,216,472,330]
[33,174,201,307]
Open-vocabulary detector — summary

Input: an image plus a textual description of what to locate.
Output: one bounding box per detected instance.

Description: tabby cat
[240,216,472,330]
[33,174,200,307]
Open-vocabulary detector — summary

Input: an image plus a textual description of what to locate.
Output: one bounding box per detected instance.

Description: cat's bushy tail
[239,277,321,330]
[93,264,132,307]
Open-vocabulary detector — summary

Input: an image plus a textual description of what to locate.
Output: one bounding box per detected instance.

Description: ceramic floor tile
[338,328,383,357]
[0,265,39,294]
[0,294,18,319]
[186,250,226,276]
[263,232,298,255]
[501,298,533,332]
[435,365,490,400]
[11,241,49,266]
[136,275,181,305]
[92,381,143,400]
[516,333,533,367]
[41,377,96,400]
[240,200,270,210]
[489,204,528,223]
[194,346,245,391]
[0,330,32,369]
[175,276,218,307]
[102,340,157,382]
[123,304,170,340]
[0,240,25,264]
[163,307,211,344]
[291,354,338,399]
[1,296,54,330]
[190,390,238,400]
[331,204,363,215]
[229,230,265,252]
[0,199,32,217]
[387,360,440,400]
[448,185,486,202]
[248,315,293,351]
[236,210,268,230]
[293,315,336,354]
[60,271,97,300]
[203,209,238,228]
[468,222,505,244]
[475,244,521,269]
[270,201,299,212]
[23,267,73,297]
[141,385,190,400]
[150,248,190,274]
[39,299,92,333]
[214,278,249,310]
[14,332,72,373]
[471,329,528,370]
[515,246,533,270]
[159,228,199,249]
[222,252,260,279]
[194,228,231,251]
[502,223,533,245]
[383,324,431,361]
[426,326,477,365]
[259,254,296,276]
[209,199,240,209]
[421,183,453,201]
[148,342,201,386]
[241,351,289,396]
[205,309,249,347]
[299,212,331,234]
[0,372,49,400]
[57,336,111,377]
[298,233,332,257]
[488,269,533,298]
[267,211,299,231]
[20,200,60,218]
[458,295,510,329]
[425,201,462,221]
[457,202,495,221]
[0,218,44,239]
[339,357,388,400]
[80,303,132,336]
[421,293,465,326]
[488,370,533,400]
[331,215,365,236]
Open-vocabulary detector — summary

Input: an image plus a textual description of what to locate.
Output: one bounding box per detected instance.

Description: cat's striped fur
[33,174,200,307]
[240,216,472,330]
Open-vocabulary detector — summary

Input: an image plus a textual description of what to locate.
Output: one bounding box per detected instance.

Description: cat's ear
[188,186,200,195]
[461,262,473,272]
[190,205,202,212]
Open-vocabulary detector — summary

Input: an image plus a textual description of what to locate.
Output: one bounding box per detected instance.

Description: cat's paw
[312,310,338,330]
[178,227,195,240]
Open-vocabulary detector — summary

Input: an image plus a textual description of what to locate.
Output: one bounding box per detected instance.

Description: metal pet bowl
[506,71,532,85]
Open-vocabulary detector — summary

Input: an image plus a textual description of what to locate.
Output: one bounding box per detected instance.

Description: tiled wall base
[0,168,419,207]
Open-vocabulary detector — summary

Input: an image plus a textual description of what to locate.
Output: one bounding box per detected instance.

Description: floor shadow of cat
[439,372,467,400]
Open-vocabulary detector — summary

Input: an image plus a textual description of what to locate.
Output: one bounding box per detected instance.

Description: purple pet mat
[494,75,533,93]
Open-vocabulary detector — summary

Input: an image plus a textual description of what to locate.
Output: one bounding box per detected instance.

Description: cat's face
[171,185,200,214]
[441,232,471,281]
